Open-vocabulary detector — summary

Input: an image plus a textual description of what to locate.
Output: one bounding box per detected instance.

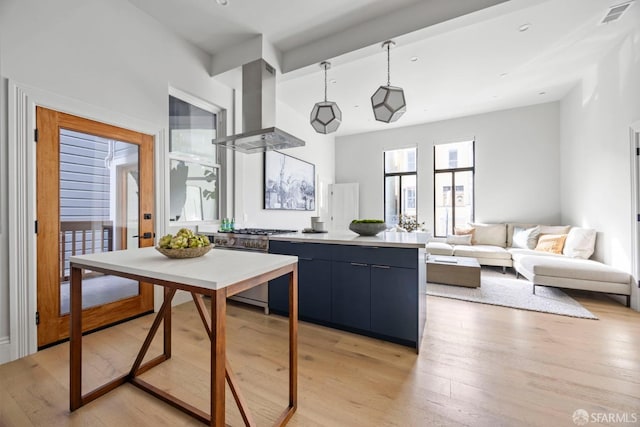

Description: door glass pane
[59,129,140,315]
[401,175,417,218]
[454,170,474,229]
[384,175,400,225]
[435,172,453,236]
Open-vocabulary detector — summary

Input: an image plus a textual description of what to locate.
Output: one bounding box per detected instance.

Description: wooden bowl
[155,244,213,259]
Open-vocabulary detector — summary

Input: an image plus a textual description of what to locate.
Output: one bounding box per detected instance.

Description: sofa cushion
[563,227,596,259]
[469,223,507,247]
[426,241,454,256]
[517,256,631,284]
[446,234,472,245]
[538,225,571,235]
[512,226,540,249]
[535,234,567,254]
[453,245,511,260]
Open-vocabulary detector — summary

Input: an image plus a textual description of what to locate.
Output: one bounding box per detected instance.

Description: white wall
[335,102,561,230]
[234,100,335,230]
[0,0,335,362]
[560,11,640,272]
[0,0,236,362]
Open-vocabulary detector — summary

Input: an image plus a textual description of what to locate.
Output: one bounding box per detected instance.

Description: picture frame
[264,151,315,210]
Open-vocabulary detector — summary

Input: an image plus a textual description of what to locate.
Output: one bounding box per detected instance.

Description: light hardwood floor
[1,287,639,427]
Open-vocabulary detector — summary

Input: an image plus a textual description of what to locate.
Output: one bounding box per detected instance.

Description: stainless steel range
[210,228,297,313]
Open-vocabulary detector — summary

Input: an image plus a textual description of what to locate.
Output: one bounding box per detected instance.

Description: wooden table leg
[289,266,298,411]
[69,265,83,411]
[211,290,226,426]
[164,286,172,359]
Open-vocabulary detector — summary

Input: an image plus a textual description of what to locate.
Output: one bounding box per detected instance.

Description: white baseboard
[0,337,13,365]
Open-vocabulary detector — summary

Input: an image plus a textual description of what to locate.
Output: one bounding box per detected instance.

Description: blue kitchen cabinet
[268,241,332,323]
[269,239,426,352]
[331,260,371,330]
[370,265,417,342]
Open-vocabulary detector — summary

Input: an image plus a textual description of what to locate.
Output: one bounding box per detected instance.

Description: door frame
[629,119,640,311]
[6,80,167,360]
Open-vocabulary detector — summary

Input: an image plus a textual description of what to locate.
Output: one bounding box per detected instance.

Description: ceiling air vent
[600,1,634,24]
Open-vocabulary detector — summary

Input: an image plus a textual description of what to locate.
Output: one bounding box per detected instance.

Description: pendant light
[310,61,342,134]
[371,40,406,123]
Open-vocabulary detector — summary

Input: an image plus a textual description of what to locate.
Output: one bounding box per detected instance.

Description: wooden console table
[69,247,298,426]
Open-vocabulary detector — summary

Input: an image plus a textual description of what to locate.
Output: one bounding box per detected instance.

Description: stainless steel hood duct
[213,59,305,154]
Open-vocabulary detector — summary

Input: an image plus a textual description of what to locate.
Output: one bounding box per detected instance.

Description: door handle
[350,262,368,267]
[133,232,154,239]
[371,264,391,269]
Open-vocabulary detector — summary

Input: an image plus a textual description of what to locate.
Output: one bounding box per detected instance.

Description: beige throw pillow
[454,226,476,244]
[534,234,567,254]
[469,223,507,247]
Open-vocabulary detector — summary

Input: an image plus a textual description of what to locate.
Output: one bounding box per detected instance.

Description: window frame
[167,89,226,226]
[433,140,475,237]
[383,147,418,226]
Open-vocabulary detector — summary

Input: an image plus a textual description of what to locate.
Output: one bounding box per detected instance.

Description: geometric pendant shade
[310,61,342,134]
[371,41,406,123]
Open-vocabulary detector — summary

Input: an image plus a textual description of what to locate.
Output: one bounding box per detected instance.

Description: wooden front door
[36,106,155,348]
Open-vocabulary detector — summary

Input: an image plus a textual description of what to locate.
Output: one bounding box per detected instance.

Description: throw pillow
[446,234,472,245]
[454,226,475,244]
[469,223,507,247]
[534,233,568,254]
[511,226,540,249]
[563,227,596,259]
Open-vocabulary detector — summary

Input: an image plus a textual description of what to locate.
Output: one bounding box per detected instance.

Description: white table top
[270,231,430,249]
[70,247,297,291]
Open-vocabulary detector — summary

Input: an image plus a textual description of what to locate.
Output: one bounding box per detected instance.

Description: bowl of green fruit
[349,219,387,236]
[156,228,213,259]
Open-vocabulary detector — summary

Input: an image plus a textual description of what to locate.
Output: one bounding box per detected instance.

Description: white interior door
[329,183,359,231]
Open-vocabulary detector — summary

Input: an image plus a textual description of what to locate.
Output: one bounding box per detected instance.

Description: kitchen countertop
[70,246,297,291]
[269,231,431,249]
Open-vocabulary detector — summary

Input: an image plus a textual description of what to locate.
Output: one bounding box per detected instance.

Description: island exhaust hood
[213,59,305,154]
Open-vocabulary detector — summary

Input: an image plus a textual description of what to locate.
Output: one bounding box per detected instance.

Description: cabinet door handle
[350,262,368,267]
[372,264,390,269]
[363,246,380,249]
[299,257,313,261]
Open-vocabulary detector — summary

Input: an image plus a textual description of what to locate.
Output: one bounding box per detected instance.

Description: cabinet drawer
[332,245,416,269]
[269,240,332,260]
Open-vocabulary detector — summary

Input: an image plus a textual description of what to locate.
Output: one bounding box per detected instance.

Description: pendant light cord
[324,63,328,102]
[387,42,391,86]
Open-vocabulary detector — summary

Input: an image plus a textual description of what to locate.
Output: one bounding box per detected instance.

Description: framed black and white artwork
[264,151,315,210]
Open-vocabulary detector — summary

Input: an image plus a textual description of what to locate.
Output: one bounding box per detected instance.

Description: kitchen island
[69,247,298,426]
[269,231,429,352]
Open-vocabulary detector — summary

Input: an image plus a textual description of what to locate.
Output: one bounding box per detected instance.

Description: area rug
[426,270,598,319]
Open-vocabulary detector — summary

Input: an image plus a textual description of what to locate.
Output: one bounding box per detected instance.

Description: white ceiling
[128,0,639,136]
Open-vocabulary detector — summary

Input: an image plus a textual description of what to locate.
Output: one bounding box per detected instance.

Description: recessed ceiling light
[330,79,337,84]
[519,23,531,32]
[410,56,419,62]
[216,0,229,5]
[354,105,360,108]
[499,72,508,78]
[539,91,546,95]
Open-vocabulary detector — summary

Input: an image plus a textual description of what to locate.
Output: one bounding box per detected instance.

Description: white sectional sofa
[426,222,633,306]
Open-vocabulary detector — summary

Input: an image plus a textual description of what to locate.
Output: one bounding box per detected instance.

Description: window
[434,140,474,236]
[168,94,222,223]
[384,147,417,226]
